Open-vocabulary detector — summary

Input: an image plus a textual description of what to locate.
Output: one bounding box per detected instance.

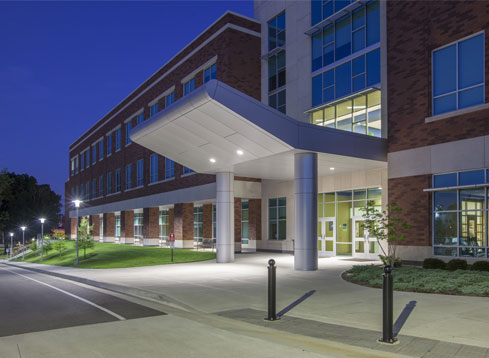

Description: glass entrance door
[352,217,380,258]
[318,218,335,256]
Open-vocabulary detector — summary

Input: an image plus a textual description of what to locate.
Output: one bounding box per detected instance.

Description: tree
[361,201,410,267]
[78,217,94,259]
[0,170,62,242]
[52,239,67,257]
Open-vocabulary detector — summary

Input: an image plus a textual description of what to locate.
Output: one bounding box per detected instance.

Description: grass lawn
[16,241,216,269]
[344,265,489,297]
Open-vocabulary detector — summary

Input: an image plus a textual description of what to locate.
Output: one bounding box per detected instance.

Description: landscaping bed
[343,264,489,297]
[16,241,216,269]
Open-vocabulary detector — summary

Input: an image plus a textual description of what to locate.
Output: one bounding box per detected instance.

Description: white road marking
[0,266,126,321]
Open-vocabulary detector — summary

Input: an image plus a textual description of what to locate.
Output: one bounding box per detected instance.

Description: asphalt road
[0,264,165,337]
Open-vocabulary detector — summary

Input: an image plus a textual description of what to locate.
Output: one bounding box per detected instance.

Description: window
[183,166,194,175]
[115,128,121,151]
[432,170,489,257]
[80,152,85,170]
[125,164,132,190]
[100,216,104,239]
[85,182,90,200]
[432,33,485,115]
[268,12,285,51]
[165,158,175,179]
[85,149,90,168]
[71,187,75,200]
[184,78,195,96]
[268,12,286,114]
[310,89,381,137]
[137,159,144,187]
[92,145,97,164]
[107,134,112,155]
[80,184,85,201]
[134,213,143,241]
[115,169,121,192]
[99,175,104,197]
[311,1,379,72]
[99,139,104,160]
[204,63,217,83]
[107,172,113,195]
[115,214,121,238]
[137,112,144,126]
[159,210,169,240]
[150,154,158,183]
[125,122,132,145]
[312,48,380,106]
[242,200,249,244]
[71,158,75,176]
[165,92,175,107]
[92,178,97,198]
[212,204,216,240]
[75,156,79,173]
[269,197,286,240]
[194,206,203,243]
[150,103,158,117]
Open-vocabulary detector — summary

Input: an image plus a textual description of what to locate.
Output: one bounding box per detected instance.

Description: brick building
[66,1,489,269]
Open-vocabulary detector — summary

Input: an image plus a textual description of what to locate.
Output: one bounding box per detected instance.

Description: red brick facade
[249,199,262,241]
[234,198,242,242]
[143,207,159,239]
[203,204,213,239]
[387,1,489,154]
[121,210,134,238]
[91,215,100,237]
[104,213,115,238]
[173,203,194,244]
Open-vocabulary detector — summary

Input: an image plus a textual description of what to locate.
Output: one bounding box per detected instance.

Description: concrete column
[294,152,318,271]
[216,172,234,263]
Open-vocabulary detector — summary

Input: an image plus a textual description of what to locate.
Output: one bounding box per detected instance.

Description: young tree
[78,217,94,259]
[52,233,67,257]
[361,201,410,267]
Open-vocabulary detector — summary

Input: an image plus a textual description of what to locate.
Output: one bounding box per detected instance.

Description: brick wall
[71,218,76,236]
[121,210,134,238]
[174,203,194,242]
[91,215,100,236]
[388,175,432,247]
[144,207,159,239]
[104,213,115,237]
[203,204,213,239]
[234,198,242,242]
[169,208,174,235]
[249,199,262,241]
[387,0,489,154]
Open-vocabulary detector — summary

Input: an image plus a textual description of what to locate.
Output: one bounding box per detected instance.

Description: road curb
[2,262,196,312]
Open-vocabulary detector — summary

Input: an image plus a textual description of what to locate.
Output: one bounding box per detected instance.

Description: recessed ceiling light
[209,158,216,163]
[330,167,335,171]
[236,150,243,156]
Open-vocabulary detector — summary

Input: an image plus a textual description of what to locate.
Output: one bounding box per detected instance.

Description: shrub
[423,258,446,270]
[447,259,468,271]
[471,261,489,272]
[28,241,38,251]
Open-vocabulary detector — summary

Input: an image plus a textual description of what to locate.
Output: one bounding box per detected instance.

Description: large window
[165,92,175,107]
[159,210,169,240]
[312,0,366,25]
[242,200,249,244]
[115,128,121,151]
[268,12,285,51]
[107,134,112,156]
[137,112,144,126]
[85,150,90,168]
[183,166,194,175]
[150,154,158,183]
[269,197,286,240]
[184,78,195,96]
[80,151,85,170]
[150,103,158,117]
[115,214,121,238]
[194,206,203,243]
[99,139,104,160]
[433,169,489,258]
[165,158,175,179]
[268,12,286,114]
[204,63,217,83]
[115,169,121,192]
[310,89,381,136]
[137,159,144,187]
[99,175,104,197]
[134,213,143,242]
[92,145,97,164]
[432,33,484,115]
[125,122,132,145]
[312,1,380,71]
[107,172,113,195]
[312,48,380,106]
[125,164,132,190]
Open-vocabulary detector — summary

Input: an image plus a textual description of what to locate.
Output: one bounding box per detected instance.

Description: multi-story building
[66,1,489,269]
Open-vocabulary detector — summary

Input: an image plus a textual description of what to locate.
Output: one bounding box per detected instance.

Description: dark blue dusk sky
[0,1,253,207]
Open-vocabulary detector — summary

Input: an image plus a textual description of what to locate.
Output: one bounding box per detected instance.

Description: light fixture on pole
[9,232,13,259]
[20,226,26,260]
[39,218,45,261]
[73,199,82,265]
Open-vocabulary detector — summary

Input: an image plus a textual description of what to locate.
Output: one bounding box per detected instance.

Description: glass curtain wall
[242,200,249,244]
[159,210,169,245]
[194,206,203,245]
[134,213,143,244]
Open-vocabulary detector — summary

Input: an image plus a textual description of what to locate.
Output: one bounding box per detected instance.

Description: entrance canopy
[131,80,387,179]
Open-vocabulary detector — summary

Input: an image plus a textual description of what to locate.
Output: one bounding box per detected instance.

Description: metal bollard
[380,265,396,344]
[266,259,279,321]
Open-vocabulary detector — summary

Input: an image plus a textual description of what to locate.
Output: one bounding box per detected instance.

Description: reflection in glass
[434,191,457,211]
[460,189,484,210]
[434,212,457,245]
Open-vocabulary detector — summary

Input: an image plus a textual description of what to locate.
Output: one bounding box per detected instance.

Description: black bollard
[380,265,396,343]
[266,259,279,321]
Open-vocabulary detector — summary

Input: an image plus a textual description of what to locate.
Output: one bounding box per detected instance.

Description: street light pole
[73,200,82,265]
[39,218,45,261]
[9,232,13,259]
[20,226,26,260]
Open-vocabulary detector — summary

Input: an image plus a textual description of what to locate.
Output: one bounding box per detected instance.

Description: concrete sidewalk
[8,253,489,352]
